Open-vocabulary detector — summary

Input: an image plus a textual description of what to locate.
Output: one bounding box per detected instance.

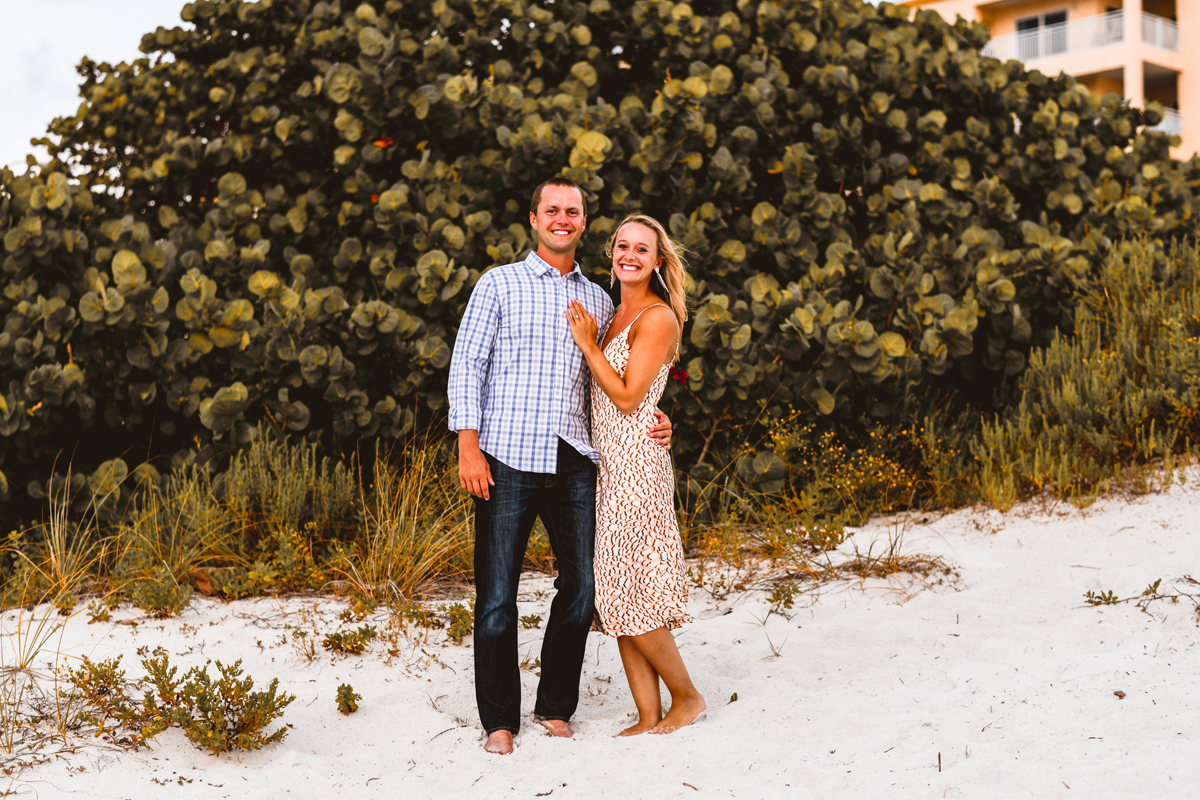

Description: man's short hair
[530,177,587,217]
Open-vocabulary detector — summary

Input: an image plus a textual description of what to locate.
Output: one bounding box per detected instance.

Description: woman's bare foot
[616,717,660,737]
[484,731,514,754]
[649,693,706,734]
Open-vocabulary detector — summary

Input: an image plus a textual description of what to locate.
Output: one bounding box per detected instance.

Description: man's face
[530,185,586,257]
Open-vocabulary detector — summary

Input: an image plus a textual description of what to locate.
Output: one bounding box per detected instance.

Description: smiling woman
[0,0,190,168]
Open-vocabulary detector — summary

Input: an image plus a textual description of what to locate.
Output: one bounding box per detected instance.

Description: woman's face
[611,222,660,289]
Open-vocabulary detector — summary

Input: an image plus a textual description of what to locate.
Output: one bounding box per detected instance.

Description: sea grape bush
[2,0,1198,515]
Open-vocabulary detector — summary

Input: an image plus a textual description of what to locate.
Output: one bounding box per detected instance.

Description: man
[448,177,672,755]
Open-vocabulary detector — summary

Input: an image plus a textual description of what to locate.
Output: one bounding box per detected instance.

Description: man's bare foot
[484,731,513,754]
[649,694,706,734]
[616,717,660,737]
[531,715,573,738]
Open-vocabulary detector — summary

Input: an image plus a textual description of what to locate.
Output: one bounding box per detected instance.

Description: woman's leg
[615,635,663,736]
[626,627,706,733]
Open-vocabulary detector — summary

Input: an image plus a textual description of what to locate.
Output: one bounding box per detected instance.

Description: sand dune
[5,479,1200,799]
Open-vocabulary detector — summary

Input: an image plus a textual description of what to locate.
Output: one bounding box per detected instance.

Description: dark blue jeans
[473,439,596,734]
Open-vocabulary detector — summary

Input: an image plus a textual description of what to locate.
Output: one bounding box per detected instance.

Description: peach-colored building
[904,1,1194,158]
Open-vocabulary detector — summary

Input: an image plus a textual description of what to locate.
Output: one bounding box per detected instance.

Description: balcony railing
[982,10,1181,62]
[983,11,1123,61]
[1142,12,1179,52]
[1149,108,1183,137]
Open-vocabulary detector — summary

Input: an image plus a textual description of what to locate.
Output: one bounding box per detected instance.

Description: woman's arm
[565,300,677,416]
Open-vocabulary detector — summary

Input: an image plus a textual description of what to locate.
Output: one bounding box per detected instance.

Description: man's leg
[473,454,540,739]
[532,439,597,730]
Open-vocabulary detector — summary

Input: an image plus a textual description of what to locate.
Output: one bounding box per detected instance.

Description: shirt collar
[524,250,583,281]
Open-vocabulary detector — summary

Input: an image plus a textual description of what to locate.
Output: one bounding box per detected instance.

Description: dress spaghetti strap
[625,302,679,361]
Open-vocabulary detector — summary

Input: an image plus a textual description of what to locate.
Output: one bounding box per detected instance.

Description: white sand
[4,480,1200,799]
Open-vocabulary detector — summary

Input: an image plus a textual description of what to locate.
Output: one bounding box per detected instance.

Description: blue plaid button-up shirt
[447,251,615,473]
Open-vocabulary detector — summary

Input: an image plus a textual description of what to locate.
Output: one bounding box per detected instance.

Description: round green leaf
[879,331,906,357]
[218,172,247,197]
[324,64,363,104]
[813,389,835,415]
[112,250,146,293]
[359,26,386,57]
[709,65,734,94]
[718,240,747,263]
[249,270,282,297]
[79,291,105,323]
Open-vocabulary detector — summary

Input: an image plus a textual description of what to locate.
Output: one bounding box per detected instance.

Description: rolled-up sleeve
[447,274,499,432]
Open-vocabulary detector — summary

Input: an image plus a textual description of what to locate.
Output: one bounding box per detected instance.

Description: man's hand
[458,430,494,500]
[648,409,672,449]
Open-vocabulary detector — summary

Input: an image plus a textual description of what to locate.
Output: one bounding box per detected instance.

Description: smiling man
[448,176,671,755]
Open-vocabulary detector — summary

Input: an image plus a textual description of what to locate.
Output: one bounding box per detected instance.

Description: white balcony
[1142,12,1179,53]
[982,10,1180,63]
[1149,107,1183,136]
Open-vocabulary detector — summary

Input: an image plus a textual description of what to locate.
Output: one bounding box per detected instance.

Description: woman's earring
[609,270,616,288]
[654,268,670,295]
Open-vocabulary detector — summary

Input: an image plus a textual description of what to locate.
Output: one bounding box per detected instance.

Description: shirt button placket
[553,276,563,403]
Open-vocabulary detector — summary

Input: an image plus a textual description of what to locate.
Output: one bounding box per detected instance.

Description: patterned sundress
[592,304,692,637]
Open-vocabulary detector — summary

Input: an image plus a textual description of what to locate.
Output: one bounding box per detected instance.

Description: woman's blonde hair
[605,214,690,359]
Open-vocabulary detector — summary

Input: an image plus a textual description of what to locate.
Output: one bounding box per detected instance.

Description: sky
[0,0,888,171]
[0,0,193,170]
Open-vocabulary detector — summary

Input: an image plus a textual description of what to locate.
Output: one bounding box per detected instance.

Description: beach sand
[4,479,1199,799]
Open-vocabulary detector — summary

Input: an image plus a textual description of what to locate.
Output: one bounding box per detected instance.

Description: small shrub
[395,599,438,630]
[142,655,295,755]
[445,602,473,644]
[64,656,156,749]
[129,565,193,617]
[175,659,295,755]
[86,599,113,624]
[768,583,800,613]
[322,624,377,655]
[66,653,295,755]
[265,526,324,591]
[519,614,542,630]
[1084,590,1120,606]
[340,596,377,622]
[336,684,360,715]
[210,561,277,600]
[53,591,76,616]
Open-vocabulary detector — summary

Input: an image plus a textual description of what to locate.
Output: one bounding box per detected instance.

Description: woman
[564,214,706,736]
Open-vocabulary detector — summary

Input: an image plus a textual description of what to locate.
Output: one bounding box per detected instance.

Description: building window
[1016,10,1068,60]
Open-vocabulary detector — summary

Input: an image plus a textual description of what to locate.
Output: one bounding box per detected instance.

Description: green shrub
[129,564,194,618]
[172,658,295,755]
[321,624,377,656]
[445,602,473,644]
[3,0,1199,521]
[335,684,360,715]
[66,653,295,755]
[975,239,1200,505]
[215,434,358,551]
[65,656,158,749]
[85,596,117,624]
